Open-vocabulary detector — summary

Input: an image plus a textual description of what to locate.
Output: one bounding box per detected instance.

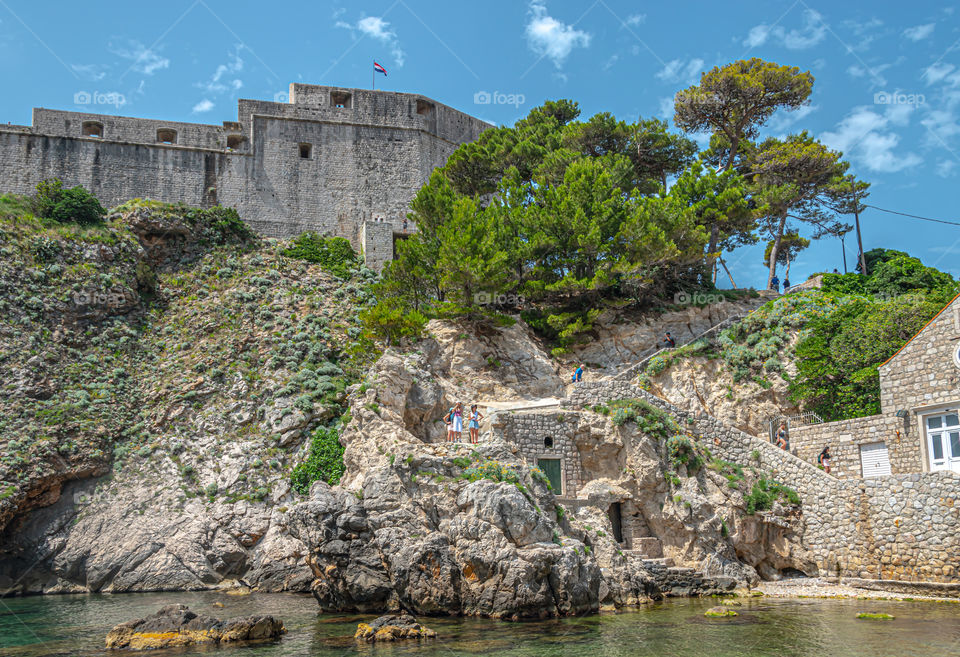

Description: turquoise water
[2,591,959,656]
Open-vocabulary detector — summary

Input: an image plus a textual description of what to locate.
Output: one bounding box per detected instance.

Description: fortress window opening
[330,91,352,108]
[156,128,177,144]
[81,121,103,138]
[226,134,244,150]
[299,143,312,159]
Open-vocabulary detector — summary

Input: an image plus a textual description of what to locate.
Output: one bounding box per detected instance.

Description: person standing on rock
[467,405,484,444]
[818,446,832,473]
[575,364,583,382]
[663,332,676,348]
[445,402,464,442]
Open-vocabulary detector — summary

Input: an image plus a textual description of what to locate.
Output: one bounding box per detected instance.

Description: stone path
[757,577,960,602]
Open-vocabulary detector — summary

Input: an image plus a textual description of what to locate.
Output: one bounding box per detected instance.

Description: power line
[864,204,960,227]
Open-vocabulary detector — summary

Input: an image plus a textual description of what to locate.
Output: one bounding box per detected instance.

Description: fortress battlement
[0,84,490,269]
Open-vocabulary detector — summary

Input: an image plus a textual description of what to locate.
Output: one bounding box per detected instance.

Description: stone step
[638,557,676,568]
[632,536,663,558]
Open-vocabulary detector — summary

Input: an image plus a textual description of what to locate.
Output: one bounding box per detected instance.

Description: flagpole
[372,63,375,90]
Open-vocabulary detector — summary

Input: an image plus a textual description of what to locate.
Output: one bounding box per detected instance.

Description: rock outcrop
[355,614,437,641]
[105,604,285,650]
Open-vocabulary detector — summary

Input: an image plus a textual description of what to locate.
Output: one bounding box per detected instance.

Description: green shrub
[360,299,427,344]
[281,233,362,279]
[667,435,709,473]
[744,478,801,514]
[608,398,679,439]
[33,178,105,225]
[290,425,345,494]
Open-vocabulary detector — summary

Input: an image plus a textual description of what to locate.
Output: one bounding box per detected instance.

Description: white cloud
[904,23,935,41]
[935,159,957,177]
[337,15,405,66]
[923,62,956,85]
[71,64,106,81]
[743,9,826,50]
[656,58,704,85]
[603,54,619,71]
[625,14,645,26]
[198,45,244,95]
[192,99,214,113]
[657,96,674,120]
[525,1,591,68]
[109,39,169,75]
[822,106,922,173]
[767,104,819,132]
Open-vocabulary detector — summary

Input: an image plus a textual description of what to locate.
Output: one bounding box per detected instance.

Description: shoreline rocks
[355,614,437,641]
[105,604,285,650]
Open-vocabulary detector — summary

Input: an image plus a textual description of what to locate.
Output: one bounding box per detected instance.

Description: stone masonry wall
[789,414,919,478]
[879,293,960,414]
[563,381,960,583]
[0,84,490,269]
[489,411,582,497]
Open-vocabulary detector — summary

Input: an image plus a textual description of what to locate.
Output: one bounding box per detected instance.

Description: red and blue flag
[374,61,387,76]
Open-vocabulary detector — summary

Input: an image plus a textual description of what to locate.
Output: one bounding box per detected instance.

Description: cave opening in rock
[607,502,623,543]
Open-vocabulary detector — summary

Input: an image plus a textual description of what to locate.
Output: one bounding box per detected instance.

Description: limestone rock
[105,604,285,650]
[704,605,737,617]
[355,614,437,641]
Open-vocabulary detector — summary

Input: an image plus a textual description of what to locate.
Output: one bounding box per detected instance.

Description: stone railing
[609,314,745,382]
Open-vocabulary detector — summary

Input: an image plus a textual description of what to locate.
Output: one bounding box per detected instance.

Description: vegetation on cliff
[645,249,958,421]
[0,185,378,532]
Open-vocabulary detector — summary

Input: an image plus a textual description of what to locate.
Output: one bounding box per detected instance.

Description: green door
[537,458,562,494]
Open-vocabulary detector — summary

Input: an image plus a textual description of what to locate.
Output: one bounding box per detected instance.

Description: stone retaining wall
[562,381,960,583]
[789,414,918,478]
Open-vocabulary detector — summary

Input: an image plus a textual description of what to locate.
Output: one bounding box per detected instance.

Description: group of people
[769,276,791,293]
[776,422,832,473]
[444,402,484,444]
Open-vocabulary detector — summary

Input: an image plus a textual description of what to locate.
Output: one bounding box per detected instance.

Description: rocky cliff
[0,199,810,616]
[0,199,375,594]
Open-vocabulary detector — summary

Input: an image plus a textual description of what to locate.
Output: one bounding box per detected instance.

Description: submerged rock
[704,606,738,617]
[355,614,437,641]
[105,604,285,650]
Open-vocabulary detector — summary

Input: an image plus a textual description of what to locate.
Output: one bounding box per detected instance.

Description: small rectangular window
[299,143,312,159]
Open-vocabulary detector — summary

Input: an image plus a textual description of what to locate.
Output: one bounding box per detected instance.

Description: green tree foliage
[763,231,810,271]
[370,99,713,348]
[674,59,814,266]
[748,132,858,286]
[790,254,958,420]
[33,178,106,226]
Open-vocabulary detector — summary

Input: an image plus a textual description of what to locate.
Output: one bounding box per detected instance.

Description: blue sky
[1,0,959,288]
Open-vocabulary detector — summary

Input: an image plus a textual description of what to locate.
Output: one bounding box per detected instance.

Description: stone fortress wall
[562,380,959,584]
[0,83,491,269]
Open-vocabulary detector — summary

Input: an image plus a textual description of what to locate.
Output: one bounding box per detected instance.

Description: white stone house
[791,292,960,478]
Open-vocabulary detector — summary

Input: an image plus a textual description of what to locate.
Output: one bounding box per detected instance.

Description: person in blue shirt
[770,275,780,292]
[575,364,583,382]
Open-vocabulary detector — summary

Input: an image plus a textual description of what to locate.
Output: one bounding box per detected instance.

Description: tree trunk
[706,223,720,273]
[767,215,788,289]
[719,256,737,289]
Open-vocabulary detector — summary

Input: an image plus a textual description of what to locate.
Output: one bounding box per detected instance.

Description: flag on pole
[374,61,388,76]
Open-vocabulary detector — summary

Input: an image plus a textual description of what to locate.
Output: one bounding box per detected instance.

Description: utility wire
[864,204,960,227]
